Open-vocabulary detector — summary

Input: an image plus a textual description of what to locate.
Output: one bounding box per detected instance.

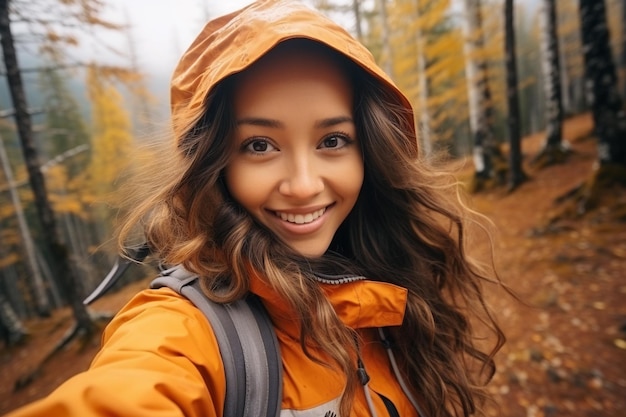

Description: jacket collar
[249,270,407,337]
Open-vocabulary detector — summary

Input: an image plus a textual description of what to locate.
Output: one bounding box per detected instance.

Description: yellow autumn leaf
[614,339,626,350]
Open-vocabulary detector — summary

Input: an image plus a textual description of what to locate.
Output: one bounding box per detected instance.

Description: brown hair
[117,39,504,417]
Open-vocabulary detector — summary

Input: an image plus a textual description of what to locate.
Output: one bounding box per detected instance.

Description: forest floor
[1,113,625,417]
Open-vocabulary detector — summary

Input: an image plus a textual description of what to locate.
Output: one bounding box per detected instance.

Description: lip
[269,204,330,215]
[265,203,334,235]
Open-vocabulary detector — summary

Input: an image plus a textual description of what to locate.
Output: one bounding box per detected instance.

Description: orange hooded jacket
[6,1,420,416]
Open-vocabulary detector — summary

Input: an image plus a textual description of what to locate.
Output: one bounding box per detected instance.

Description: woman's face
[225,47,364,258]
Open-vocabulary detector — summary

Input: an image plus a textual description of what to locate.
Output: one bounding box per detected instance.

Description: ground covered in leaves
[1,114,625,416]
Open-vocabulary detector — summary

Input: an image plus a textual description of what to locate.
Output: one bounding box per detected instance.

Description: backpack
[150,266,283,417]
[84,256,282,417]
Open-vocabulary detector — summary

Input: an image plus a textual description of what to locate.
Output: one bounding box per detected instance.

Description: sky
[110,0,254,68]
[95,1,255,114]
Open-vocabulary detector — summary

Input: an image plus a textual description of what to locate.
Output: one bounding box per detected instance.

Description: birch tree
[462,0,505,189]
[376,0,393,77]
[533,0,570,166]
[415,0,432,155]
[384,0,468,154]
[557,0,585,115]
[0,133,51,315]
[352,0,363,41]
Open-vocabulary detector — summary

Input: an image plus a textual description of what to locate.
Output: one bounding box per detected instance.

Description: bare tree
[0,132,51,315]
[504,0,527,190]
[0,0,94,334]
[579,0,626,167]
[0,0,124,388]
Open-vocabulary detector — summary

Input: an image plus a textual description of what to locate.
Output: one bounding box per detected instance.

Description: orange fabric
[248,274,414,415]
[6,289,226,417]
[7,276,416,417]
[170,0,415,146]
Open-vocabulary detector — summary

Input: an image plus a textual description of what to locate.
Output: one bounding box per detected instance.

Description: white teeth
[277,208,325,224]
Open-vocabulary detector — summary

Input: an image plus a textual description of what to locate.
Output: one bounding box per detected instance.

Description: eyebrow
[236,116,354,129]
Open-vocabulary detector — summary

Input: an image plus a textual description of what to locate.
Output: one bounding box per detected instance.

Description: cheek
[224,162,270,212]
[341,156,365,202]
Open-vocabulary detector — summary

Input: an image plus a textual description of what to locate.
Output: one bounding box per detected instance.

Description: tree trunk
[504,0,526,189]
[579,0,626,165]
[0,242,29,317]
[0,0,94,331]
[462,0,503,184]
[377,0,393,77]
[0,290,27,346]
[532,0,571,167]
[415,0,432,155]
[621,0,626,103]
[352,0,363,42]
[559,25,571,115]
[0,134,51,316]
[540,0,564,148]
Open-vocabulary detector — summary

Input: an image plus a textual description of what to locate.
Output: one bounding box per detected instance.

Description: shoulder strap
[151,266,282,417]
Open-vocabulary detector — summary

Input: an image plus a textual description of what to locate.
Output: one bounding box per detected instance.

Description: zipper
[313,273,367,285]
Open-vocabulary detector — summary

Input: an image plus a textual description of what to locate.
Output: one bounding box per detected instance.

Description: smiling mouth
[274,208,327,224]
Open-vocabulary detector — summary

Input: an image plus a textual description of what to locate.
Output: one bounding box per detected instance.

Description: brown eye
[243,138,277,154]
[252,141,268,152]
[319,133,352,149]
[324,137,338,148]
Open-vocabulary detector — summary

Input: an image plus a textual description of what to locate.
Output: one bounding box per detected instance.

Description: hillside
[1,113,625,417]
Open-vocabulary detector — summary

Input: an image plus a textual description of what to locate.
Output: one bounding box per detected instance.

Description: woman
[7,1,504,416]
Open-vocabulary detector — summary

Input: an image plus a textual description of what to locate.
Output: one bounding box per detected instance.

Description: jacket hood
[170,0,415,141]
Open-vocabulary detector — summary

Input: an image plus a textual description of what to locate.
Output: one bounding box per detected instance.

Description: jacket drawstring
[378,328,429,417]
[353,333,379,417]
[357,356,379,417]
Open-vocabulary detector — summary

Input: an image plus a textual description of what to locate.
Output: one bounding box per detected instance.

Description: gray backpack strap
[151,266,282,417]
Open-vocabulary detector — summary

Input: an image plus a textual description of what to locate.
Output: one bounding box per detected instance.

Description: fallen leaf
[614,339,626,350]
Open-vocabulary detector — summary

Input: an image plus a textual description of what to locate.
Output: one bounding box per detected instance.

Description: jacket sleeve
[5,288,226,417]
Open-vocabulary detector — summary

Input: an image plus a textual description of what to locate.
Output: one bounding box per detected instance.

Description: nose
[278,155,324,199]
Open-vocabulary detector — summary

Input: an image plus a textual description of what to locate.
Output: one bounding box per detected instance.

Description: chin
[298,251,326,259]
[291,245,328,259]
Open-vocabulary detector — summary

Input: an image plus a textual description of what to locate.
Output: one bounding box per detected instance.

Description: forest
[1,0,625,416]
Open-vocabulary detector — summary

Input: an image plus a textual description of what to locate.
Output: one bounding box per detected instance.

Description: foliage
[37,65,91,175]
[83,64,133,235]
[387,0,470,151]
[0,0,139,325]
[8,0,122,59]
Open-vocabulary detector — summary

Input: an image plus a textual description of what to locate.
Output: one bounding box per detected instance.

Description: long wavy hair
[117,40,505,417]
